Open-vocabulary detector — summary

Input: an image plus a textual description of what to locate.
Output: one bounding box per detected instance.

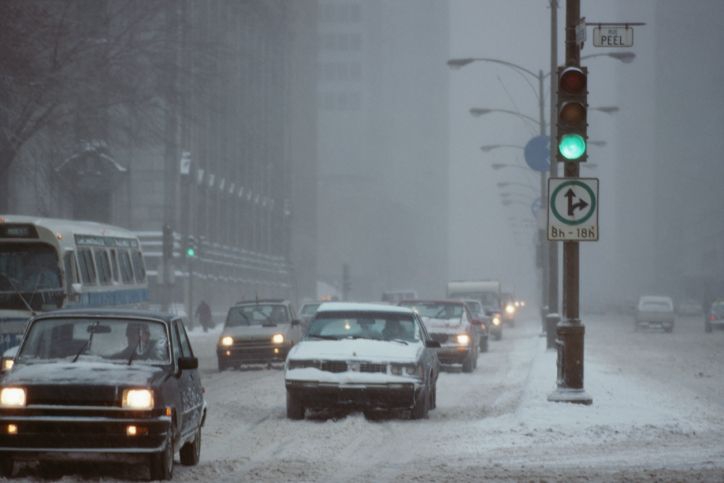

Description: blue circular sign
[524,135,550,172]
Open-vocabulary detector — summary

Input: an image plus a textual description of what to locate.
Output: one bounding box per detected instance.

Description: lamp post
[449,50,632,325]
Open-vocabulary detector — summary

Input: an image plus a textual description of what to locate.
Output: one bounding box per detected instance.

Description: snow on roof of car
[316,302,413,314]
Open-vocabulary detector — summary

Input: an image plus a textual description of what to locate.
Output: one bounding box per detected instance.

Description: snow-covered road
[8,310,724,481]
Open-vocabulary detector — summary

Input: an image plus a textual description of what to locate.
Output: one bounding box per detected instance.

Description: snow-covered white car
[284,302,440,420]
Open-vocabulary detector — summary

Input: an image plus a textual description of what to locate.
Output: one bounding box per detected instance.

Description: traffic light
[185,235,197,258]
[556,65,588,162]
[162,224,173,261]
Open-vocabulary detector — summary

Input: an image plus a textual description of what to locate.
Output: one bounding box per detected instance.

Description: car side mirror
[178,356,198,370]
[425,340,441,349]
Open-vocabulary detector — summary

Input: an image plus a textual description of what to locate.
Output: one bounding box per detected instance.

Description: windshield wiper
[0,274,35,316]
[72,321,98,363]
[307,334,337,340]
[127,331,143,366]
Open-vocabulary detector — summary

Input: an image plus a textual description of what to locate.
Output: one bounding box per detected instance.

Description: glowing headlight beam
[0,387,26,407]
[123,389,154,410]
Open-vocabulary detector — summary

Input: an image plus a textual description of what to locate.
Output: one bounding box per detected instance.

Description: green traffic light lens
[186,248,196,257]
[558,134,587,160]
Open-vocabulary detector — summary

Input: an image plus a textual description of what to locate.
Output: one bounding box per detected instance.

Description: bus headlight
[456,334,470,346]
[0,387,26,408]
[122,389,154,410]
[271,333,284,344]
[220,336,234,347]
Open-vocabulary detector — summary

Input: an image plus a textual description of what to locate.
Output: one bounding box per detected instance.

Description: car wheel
[430,381,437,410]
[706,321,712,333]
[180,426,202,466]
[480,336,488,353]
[286,391,305,420]
[0,455,13,478]
[149,431,174,481]
[462,354,474,373]
[218,357,228,372]
[410,387,429,420]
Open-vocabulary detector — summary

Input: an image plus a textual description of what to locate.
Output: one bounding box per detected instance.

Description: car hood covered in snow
[288,338,422,363]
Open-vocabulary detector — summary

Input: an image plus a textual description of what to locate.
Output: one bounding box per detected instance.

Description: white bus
[0,215,149,358]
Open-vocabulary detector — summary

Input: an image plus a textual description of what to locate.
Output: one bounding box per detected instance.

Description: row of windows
[319,2,361,23]
[73,247,146,287]
[318,91,362,111]
[318,33,362,52]
[318,61,362,82]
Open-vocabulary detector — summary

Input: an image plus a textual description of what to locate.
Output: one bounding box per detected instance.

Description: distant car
[635,295,675,333]
[285,302,440,420]
[677,299,703,316]
[482,305,503,340]
[0,308,206,480]
[460,299,489,352]
[217,299,302,370]
[705,300,724,333]
[500,292,517,327]
[398,299,480,372]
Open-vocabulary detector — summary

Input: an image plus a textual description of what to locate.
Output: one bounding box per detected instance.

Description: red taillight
[710,314,717,321]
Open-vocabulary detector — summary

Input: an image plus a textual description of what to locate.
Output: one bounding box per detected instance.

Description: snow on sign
[593,25,634,47]
[548,177,599,241]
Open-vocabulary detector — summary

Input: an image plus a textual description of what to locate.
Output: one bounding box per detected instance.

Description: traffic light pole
[548,0,592,405]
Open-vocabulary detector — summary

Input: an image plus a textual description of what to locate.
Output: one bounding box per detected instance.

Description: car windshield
[639,300,672,311]
[308,313,420,342]
[17,317,170,364]
[226,304,289,327]
[399,302,463,320]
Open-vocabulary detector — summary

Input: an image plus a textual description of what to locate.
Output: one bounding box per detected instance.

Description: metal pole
[548,0,559,317]
[538,70,549,330]
[549,0,591,405]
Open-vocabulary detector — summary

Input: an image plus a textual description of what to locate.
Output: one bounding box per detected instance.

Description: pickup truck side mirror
[178,356,198,370]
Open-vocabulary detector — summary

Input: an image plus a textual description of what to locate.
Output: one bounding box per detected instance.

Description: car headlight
[505,304,515,315]
[390,363,420,378]
[220,336,234,347]
[122,389,154,410]
[0,387,26,407]
[271,333,284,344]
[456,334,470,346]
[492,316,501,326]
[1,358,13,372]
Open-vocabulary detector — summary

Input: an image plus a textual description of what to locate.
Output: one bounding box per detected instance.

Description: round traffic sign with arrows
[547,178,599,241]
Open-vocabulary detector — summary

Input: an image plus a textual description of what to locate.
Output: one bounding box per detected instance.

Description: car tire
[410,387,429,420]
[286,391,305,420]
[149,431,174,481]
[0,455,13,478]
[179,426,202,466]
[462,354,474,373]
[430,381,437,409]
[480,336,488,353]
[218,357,228,372]
[706,321,712,333]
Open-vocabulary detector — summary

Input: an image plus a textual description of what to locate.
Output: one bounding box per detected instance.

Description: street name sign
[593,25,634,47]
[548,177,599,241]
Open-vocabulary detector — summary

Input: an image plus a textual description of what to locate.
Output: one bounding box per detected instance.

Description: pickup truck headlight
[0,387,26,407]
[220,336,234,347]
[1,358,13,372]
[456,334,470,346]
[271,333,284,344]
[122,389,154,410]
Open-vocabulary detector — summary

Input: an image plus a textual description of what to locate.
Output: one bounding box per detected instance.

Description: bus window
[77,248,97,285]
[109,249,120,283]
[118,250,134,284]
[94,249,112,285]
[131,250,146,283]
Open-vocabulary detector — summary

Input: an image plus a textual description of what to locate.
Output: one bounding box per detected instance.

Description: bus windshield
[0,243,63,311]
